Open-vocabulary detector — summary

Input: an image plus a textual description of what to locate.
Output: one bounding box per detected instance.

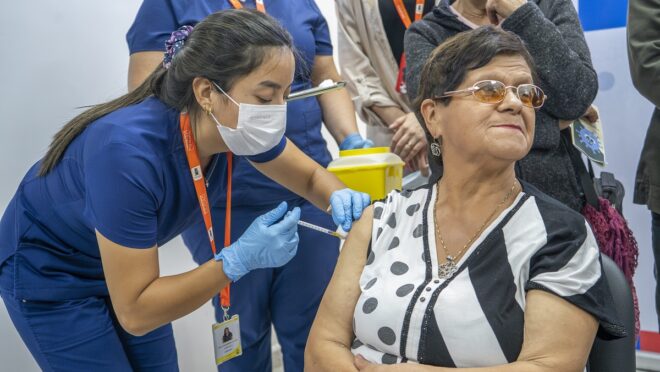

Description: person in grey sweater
[405,0,595,212]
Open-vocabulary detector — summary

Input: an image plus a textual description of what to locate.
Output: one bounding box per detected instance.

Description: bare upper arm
[128,51,164,91]
[310,55,342,86]
[517,290,598,371]
[96,230,159,316]
[308,206,373,351]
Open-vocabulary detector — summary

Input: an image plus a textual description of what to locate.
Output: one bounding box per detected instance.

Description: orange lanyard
[228,0,266,13]
[393,0,425,93]
[180,113,233,309]
[393,0,425,28]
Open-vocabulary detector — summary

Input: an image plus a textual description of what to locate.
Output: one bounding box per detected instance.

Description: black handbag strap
[562,132,600,210]
[587,157,596,179]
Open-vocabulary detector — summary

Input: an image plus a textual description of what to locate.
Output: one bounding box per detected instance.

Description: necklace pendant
[438,259,458,279]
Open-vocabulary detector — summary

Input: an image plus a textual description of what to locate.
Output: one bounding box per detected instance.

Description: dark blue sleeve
[307,0,333,56]
[84,143,163,248]
[126,0,179,54]
[245,136,287,163]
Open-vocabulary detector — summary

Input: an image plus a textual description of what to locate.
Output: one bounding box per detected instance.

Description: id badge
[212,315,242,366]
[570,106,606,166]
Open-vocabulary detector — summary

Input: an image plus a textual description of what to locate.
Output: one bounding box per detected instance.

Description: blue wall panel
[579,0,628,31]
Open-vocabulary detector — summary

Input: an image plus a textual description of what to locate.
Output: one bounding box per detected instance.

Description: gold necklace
[434,180,518,279]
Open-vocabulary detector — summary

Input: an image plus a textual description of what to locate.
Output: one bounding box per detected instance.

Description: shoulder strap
[562,131,600,210]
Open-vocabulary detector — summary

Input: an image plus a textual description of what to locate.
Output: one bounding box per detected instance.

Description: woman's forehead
[246,48,295,83]
[463,55,532,84]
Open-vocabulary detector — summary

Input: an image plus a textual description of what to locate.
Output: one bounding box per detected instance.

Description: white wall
[0,1,656,371]
[0,2,213,371]
[0,2,140,371]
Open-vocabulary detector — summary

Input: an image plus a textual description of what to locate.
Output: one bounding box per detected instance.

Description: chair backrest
[587,255,636,371]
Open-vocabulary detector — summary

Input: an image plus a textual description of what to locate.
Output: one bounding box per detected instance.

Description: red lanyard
[228,0,266,13]
[180,113,233,309]
[393,0,425,93]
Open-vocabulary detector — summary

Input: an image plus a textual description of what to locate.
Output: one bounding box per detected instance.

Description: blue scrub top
[126,0,334,206]
[0,97,284,301]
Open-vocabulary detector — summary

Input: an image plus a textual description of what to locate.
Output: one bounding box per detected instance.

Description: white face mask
[209,82,287,156]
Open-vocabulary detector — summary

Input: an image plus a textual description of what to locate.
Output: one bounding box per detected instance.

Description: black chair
[587,255,636,371]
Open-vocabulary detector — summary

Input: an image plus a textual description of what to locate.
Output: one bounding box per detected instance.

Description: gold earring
[205,106,212,115]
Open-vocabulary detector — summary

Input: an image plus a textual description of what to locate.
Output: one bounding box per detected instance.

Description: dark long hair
[39,9,293,176]
[413,26,537,182]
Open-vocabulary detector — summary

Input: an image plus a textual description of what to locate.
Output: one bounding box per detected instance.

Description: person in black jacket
[628,0,660,330]
[405,0,596,212]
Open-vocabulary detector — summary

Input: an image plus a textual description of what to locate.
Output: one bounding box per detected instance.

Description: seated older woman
[305,26,624,372]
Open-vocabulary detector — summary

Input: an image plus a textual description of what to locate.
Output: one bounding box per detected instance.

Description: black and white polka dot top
[351,182,624,367]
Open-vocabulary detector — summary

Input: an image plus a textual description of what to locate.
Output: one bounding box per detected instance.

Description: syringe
[297,220,347,239]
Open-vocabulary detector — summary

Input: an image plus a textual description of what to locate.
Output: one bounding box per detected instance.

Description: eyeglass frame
[432,80,547,109]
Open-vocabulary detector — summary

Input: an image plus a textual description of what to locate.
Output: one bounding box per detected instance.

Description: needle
[297,220,346,239]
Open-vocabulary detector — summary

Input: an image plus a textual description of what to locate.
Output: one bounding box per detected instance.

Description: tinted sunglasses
[435,80,547,109]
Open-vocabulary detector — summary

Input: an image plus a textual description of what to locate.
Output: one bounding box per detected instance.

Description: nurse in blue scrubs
[126,1,372,371]
[0,10,369,371]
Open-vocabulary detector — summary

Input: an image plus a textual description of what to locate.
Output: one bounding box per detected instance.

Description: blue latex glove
[215,202,300,281]
[329,189,371,232]
[339,133,374,150]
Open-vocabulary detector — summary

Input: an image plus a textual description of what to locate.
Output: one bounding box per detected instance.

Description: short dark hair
[414,26,537,110]
[413,26,537,180]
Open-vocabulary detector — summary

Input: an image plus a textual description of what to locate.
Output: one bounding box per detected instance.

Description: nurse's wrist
[339,133,361,150]
[339,133,372,151]
[214,248,247,282]
[209,255,232,286]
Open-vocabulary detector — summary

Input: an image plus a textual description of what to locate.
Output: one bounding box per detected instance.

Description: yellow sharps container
[327,147,404,201]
